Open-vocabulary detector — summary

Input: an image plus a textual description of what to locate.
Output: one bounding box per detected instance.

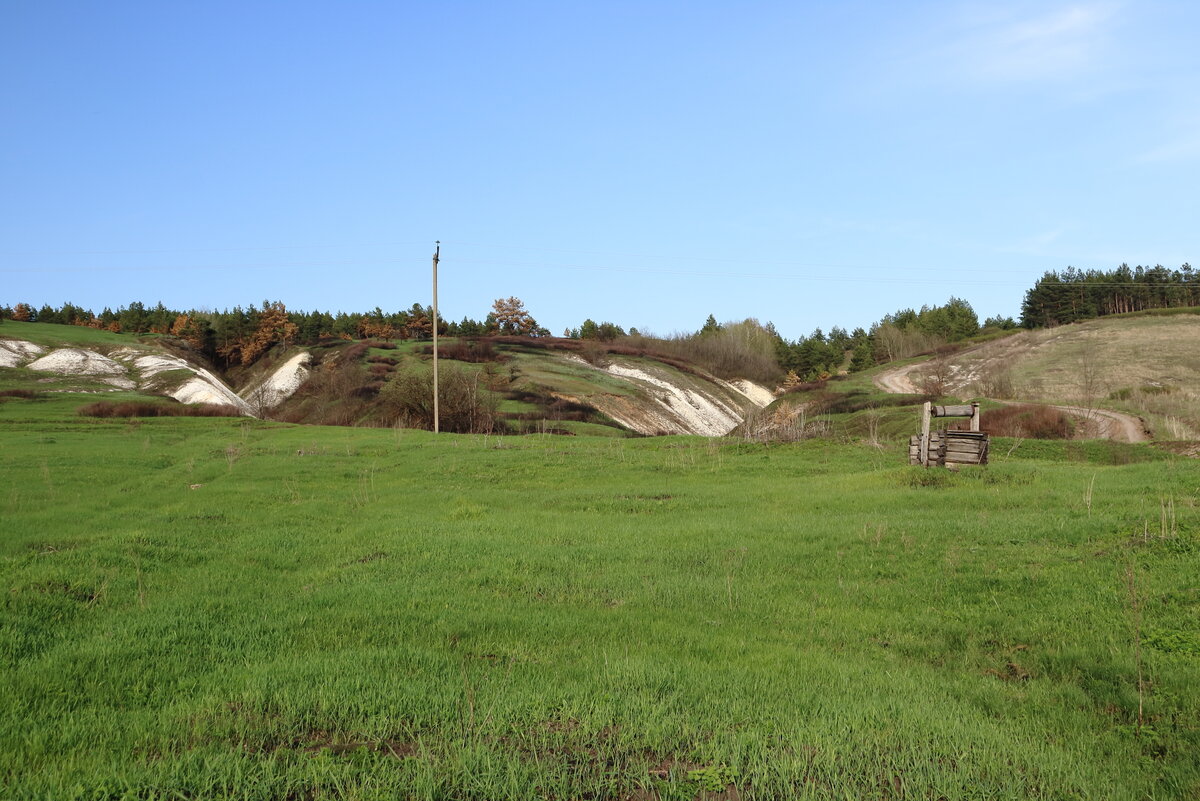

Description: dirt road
[872,363,922,394]
[873,363,1150,443]
[1043,404,1150,443]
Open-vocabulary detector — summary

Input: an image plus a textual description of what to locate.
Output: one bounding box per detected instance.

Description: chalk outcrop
[243,352,312,410]
[1,338,258,413]
[565,354,773,436]
[132,354,252,412]
[0,340,45,367]
[27,348,136,389]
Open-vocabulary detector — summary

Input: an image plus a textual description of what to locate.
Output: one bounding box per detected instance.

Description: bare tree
[1077,333,1105,422]
[920,354,951,397]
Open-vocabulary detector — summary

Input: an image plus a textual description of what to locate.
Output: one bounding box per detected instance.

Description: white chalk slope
[566,354,774,436]
[243,352,312,410]
[0,337,314,416]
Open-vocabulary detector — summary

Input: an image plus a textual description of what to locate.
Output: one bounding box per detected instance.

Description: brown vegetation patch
[979,404,1073,438]
[421,339,503,363]
[341,343,370,361]
[782,378,831,395]
[0,388,41,399]
[488,335,716,380]
[77,401,242,418]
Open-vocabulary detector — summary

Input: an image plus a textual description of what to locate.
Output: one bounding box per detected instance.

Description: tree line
[1020,264,1199,327]
[3,292,998,382]
[0,297,549,367]
[2,290,1068,388]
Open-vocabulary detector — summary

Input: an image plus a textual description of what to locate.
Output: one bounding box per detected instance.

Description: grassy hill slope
[0,322,772,436]
[758,312,1199,445]
[895,312,1200,439]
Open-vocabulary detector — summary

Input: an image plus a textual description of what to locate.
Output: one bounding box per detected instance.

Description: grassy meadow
[1,395,1198,799]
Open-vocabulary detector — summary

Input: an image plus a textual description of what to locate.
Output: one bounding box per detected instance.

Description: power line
[3,255,1195,290]
[0,241,432,257]
[6,235,1165,277]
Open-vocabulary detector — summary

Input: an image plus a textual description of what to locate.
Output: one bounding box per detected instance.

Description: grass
[0,320,146,348]
[1,396,1197,799]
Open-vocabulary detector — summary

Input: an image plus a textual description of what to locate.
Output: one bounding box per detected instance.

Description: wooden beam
[932,404,975,418]
[920,402,931,467]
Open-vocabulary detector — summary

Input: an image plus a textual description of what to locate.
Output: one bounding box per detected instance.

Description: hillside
[0,322,774,436]
[877,313,1200,440]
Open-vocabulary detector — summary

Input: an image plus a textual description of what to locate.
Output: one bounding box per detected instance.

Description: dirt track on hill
[873,363,1150,443]
[1040,404,1149,443]
[873,363,923,394]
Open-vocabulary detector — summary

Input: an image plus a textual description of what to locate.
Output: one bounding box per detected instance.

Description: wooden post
[432,241,440,434]
[920,401,931,467]
[970,402,980,432]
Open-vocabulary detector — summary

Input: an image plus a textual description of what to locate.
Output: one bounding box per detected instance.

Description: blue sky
[3,1,1198,340]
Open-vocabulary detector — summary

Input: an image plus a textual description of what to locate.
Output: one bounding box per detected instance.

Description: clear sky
[3,1,1198,340]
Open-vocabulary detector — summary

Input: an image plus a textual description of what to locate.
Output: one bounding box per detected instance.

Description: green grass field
[1,395,1198,799]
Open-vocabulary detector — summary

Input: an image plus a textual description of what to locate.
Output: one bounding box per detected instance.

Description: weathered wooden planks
[932,404,976,418]
[909,406,989,467]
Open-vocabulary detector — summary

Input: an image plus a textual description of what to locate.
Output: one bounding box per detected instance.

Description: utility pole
[432,241,440,434]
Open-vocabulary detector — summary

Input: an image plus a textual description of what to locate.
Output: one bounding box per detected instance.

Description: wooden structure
[909,402,989,467]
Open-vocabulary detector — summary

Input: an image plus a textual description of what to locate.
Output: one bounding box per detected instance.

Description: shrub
[341,343,370,361]
[653,321,782,383]
[425,340,501,363]
[353,381,385,398]
[0,389,41,399]
[379,363,502,434]
[738,406,831,442]
[783,378,831,395]
[77,401,242,418]
[975,370,1017,400]
[980,404,1073,439]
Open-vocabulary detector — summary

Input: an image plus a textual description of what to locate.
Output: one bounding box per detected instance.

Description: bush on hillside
[978,404,1073,439]
[77,401,241,418]
[379,363,503,434]
[974,370,1017,399]
[341,343,370,361]
[651,320,782,384]
[421,340,502,363]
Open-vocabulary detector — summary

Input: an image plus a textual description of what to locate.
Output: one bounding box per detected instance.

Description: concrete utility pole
[432,241,440,434]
